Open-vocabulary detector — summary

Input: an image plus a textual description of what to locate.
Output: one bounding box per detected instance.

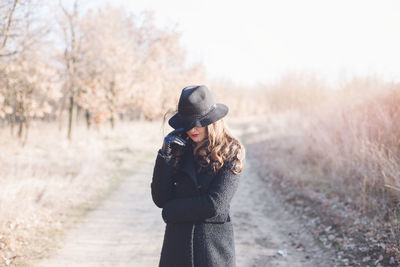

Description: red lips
[192,134,199,137]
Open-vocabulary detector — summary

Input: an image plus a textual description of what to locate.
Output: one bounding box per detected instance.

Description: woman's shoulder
[220,157,242,175]
[223,157,235,168]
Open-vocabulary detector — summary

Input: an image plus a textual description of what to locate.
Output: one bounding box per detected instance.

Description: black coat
[151,142,241,267]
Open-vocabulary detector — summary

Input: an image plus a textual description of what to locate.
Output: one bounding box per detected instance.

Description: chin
[195,138,205,143]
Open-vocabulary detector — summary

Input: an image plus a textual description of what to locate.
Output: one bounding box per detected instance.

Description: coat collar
[180,142,199,188]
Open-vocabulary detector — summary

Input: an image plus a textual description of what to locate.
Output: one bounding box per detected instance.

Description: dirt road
[36,119,334,267]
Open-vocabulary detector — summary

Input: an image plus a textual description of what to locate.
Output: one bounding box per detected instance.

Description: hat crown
[178,85,215,117]
[168,84,228,131]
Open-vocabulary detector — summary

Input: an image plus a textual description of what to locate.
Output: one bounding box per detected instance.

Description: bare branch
[0,50,18,57]
[1,0,19,50]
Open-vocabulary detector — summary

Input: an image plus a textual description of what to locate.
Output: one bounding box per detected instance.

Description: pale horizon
[66,0,400,87]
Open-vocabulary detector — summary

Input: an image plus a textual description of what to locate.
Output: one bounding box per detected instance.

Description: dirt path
[36,120,334,267]
[35,155,164,267]
[233,157,334,267]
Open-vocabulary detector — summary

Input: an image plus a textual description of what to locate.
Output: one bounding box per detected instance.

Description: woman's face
[186,126,208,143]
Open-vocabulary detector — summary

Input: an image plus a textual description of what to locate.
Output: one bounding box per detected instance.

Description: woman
[151,85,245,267]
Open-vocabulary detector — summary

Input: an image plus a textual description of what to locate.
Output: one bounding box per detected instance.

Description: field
[1,87,400,266]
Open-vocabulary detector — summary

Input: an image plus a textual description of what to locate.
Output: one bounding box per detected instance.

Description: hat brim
[168,103,229,131]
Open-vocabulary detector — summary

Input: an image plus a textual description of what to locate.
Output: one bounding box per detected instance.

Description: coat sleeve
[161,161,241,223]
[151,149,175,208]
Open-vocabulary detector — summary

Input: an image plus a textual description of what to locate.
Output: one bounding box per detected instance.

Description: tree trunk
[58,94,67,132]
[67,95,75,139]
[21,117,29,147]
[17,101,24,139]
[85,109,91,129]
[17,117,23,138]
[108,80,116,129]
[76,103,81,124]
[8,112,15,136]
[110,114,115,129]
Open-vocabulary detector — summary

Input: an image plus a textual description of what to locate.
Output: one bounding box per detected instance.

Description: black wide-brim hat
[168,85,229,131]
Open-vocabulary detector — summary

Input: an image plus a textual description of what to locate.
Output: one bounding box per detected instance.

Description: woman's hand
[159,128,187,164]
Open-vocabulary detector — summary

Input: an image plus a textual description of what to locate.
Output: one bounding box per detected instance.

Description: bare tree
[75,7,205,127]
[0,0,56,142]
[0,0,45,58]
[0,2,207,138]
[57,0,83,139]
[130,10,206,120]
[0,0,20,57]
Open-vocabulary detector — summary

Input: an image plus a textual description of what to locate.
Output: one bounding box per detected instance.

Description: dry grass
[240,77,400,264]
[0,119,163,267]
[298,87,400,214]
[0,72,399,265]
[240,75,400,264]
[247,75,400,215]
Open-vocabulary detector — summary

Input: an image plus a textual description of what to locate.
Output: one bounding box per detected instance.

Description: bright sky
[76,0,400,86]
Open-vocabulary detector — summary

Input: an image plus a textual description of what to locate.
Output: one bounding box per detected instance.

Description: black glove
[159,128,187,164]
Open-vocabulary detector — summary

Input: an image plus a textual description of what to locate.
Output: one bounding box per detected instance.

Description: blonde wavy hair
[162,110,245,175]
[195,119,245,175]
